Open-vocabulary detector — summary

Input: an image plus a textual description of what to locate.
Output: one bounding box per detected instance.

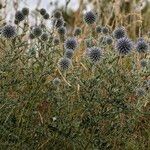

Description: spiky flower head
[74,27,82,36]
[41,33,48,41]
[55,18,64,28]
[64,37,77,50]
[136,88,145,97]
[116,37,133,55]
[58,26,66,36]
[53,37,60,46]
[140,59,148,68]
[15,10,25,22]
[58,57,72,71]
[32,26,42,37]
[83,11,96,25]
[40,8,46,16]
[29,33,35,39]
[113,26,126,39]
[2,25,16,38]
[53,10,62,19]
[106,36,113,45]
[43,13,49,19]
[102,26,109,34]
[136,40,148,53]
[96,25,102,34]
[22,7,29,16]
[53,77,61,86]
[64,49,74,59]
[87,47,102,63]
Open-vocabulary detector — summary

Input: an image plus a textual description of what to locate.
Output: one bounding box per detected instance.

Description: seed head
[96,25,101,34]
[102,26,109,34]
[43,13,49,19]
[53,38,60,46]
[113,26,126,39]
[53,10,62,19]
[58,57,72,71]
[87,47,102,63]
[58,26,66,36]
[106,36,113,45]
[136,40,148,53]
[40,8,46,16]
[83,11,96,25]
[2,25,16,38]
[64,49,74,59]
[22,7,29,16]
[32,26,42,37]
[53,78,61,86]
[74,27,82,36]
[116,37,133,55]
[55,18,64,28]
[15,11,25,22]
[41,33,48,41]
[64,37,77,50]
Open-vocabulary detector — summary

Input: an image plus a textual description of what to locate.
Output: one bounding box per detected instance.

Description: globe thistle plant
[83,11,96,25]
[1,25,16,38]
[15,10,25,22]
[55,18,64,28]
[74,27,82,36]
[41,33,48,41]
[140,59,147,67]
[32,26,42,37]
[64,49,74,59]
[29,33,35,40]
[53,77,61,86]
[136,40,148,53]
[64,37,77,50]
[58,57,72,71]
[43,13,49,19]
[116,37,133,55]
[96,25,102,34]
[113,26,126,39]
[106,36,113,45]
[57,26,66,36]
[53,10,62,19]
[53,37,60,46]
[22,7,29,16]
[102,26,109,34]
[87,47,102,63]
[40,8,46,16]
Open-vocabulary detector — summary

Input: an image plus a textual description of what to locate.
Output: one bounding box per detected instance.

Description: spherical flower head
[53,10,62,19]
[53,77,61,86]
[136,40,148,53]
[58,57,72,71]
[22,7,29,16]
[29,33,35,39]
[53,37,60,46]
[136,88,145,97]
[106,36,113,45]
[113,26,126,39]
[140,59,147,67]
[64,49,74,59]
[43,13,49,19]
[116,37,133,55]
[96,25,102,34]
[87,47,102,63]
[58,26,66,36]
[41,33,48,41]
[2,25,16,38]
[15,10,25,22]
[32,26,42,37]
[64,37,77,50]
[40,8,46,16]
[83,11,96,25]
[102,26,109,34]
[55,18,64,28]
[74,27,82,36]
